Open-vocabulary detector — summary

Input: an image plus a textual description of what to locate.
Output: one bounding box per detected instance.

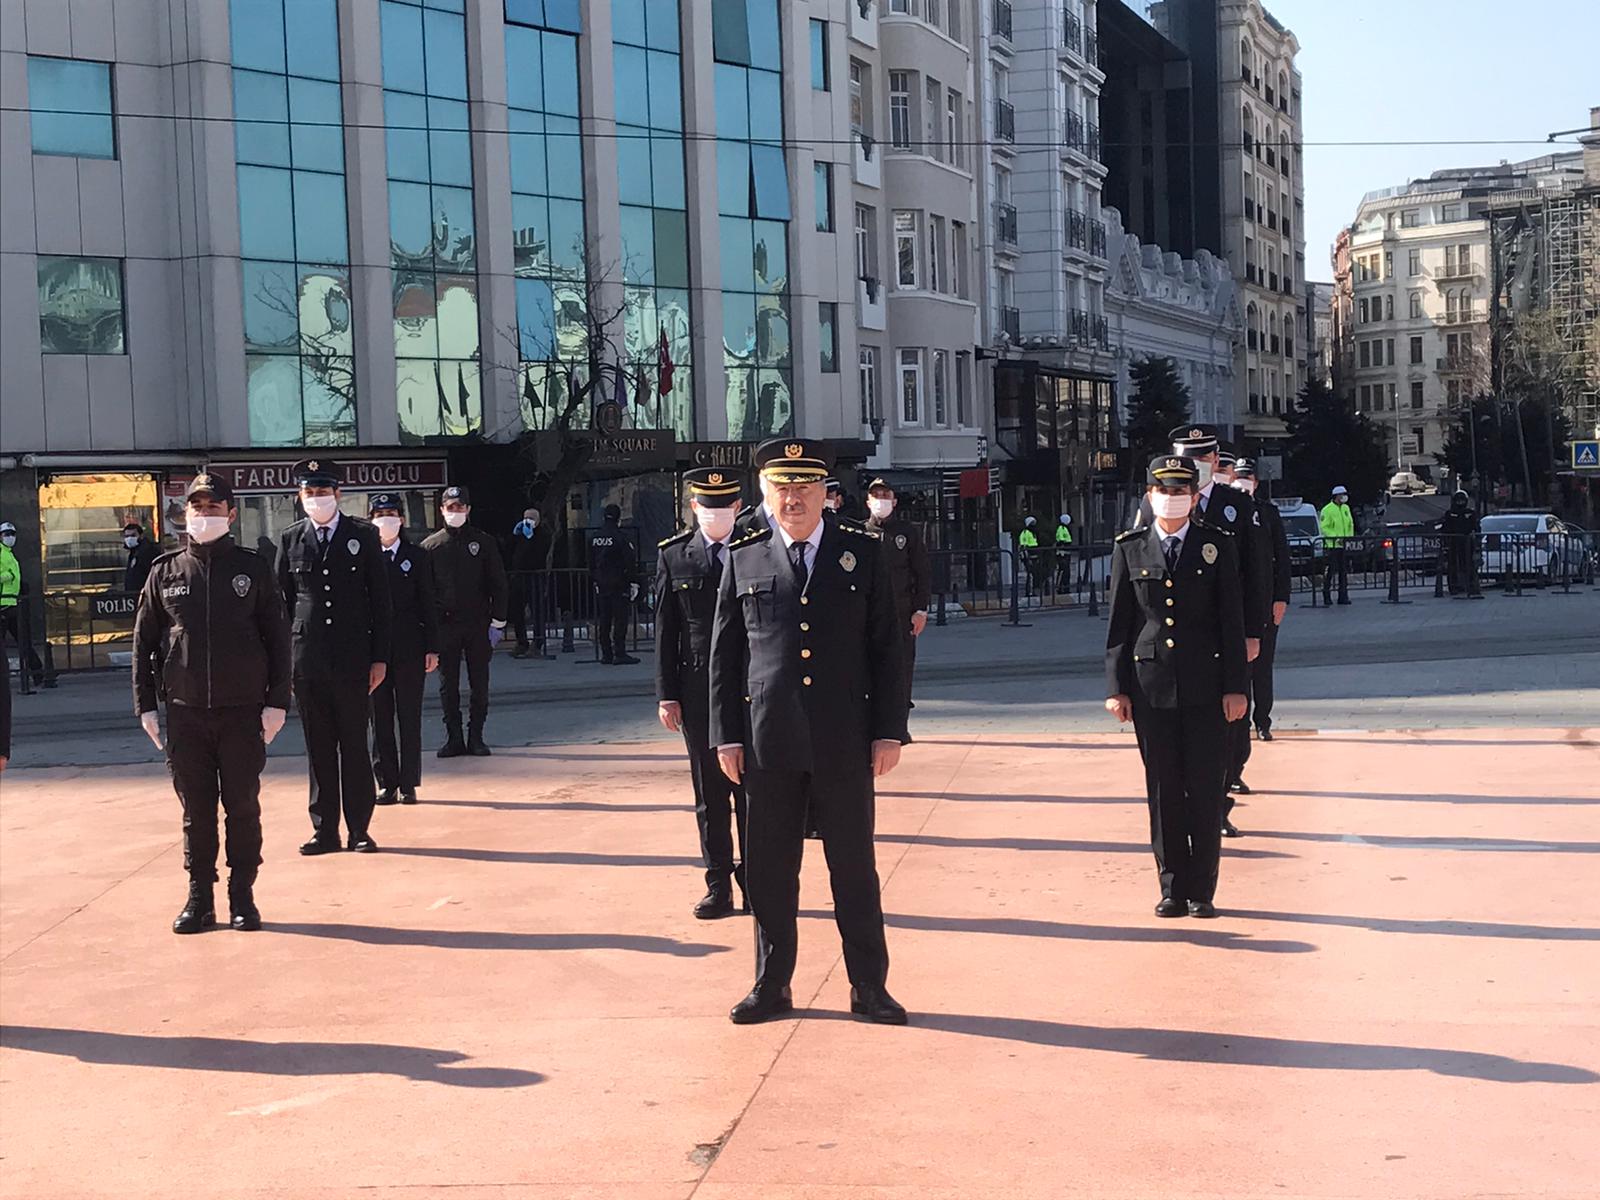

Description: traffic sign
[1573,440,1600,469]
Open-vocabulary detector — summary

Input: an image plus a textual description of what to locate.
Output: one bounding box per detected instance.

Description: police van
[1272,497,1322,580]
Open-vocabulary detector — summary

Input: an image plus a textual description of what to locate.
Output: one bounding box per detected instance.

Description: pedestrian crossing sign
[1574,440,1600,469]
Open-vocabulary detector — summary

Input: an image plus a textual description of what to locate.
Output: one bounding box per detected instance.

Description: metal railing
[506,569,649,662]
[1084,31,1098,66]
[1066,207,1087,249]
[1000,305,1021,342]
[1065,111,1085,152]
[1062,9,1081,53]
[1284,531,1595,600]
[995,99,1015,142]
[1089,218,1107,258]
[996,201,1018,246]
[993,0,1013,40]
[928,544,1116,625]
[1087,122,1101,161]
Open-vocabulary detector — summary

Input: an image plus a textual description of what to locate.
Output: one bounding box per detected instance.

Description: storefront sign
[92,593,138,619]
[207,458,449,494]
[535,431,675,472]
[681,441,758,470]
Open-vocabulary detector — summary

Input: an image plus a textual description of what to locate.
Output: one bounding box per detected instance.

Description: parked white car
[1479,513,1587,586]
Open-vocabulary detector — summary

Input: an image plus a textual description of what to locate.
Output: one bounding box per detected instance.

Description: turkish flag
[657,328,675,394]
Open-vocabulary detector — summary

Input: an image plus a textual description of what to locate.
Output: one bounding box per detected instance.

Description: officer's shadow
[1,1026,544,1089]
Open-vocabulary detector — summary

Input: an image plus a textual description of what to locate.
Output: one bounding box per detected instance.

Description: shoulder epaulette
[839,522,881,539]
[729,527,772,550]
[1115,526,1148,543]
[233,544,260,558]
[1200,521,1235,536]
[658,528,694,549]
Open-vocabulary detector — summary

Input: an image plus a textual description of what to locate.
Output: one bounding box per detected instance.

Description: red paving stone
[2,727,1598,1199]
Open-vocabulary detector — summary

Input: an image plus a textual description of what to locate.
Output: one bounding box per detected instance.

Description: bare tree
[250,267,357,443]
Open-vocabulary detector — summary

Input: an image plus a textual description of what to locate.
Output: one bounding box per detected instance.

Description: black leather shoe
[466,736,492,757]
[693,887,736,920]
[1155,897,1186,918]
[227,875,261,931]
[510,646,529,659]
[1229,779,1253,795]
[850,985,908,1025]
[612,654,641,665]
[730,985,793,1025]
[398,788,418,805]
[1221,818,1242,838]
[1256,726,1274,742]
[172,882,215,934]
[348,835,380,853]
[299,838,340,856]
[375,788,399,806]
[1187,900,1218,918]
[437,734,467,758]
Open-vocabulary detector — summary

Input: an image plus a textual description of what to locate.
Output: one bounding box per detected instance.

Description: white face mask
[1151,492,1194,521]
[123,534,141,549]
[1,534,17,547]
[302,495,338,523]
[187,515,230,544]
[1236,479,1257,496]
[1195,462,1214,488]
[696,505,737,541]
[373,516,403,543]
[443,509,469,528]
[866,497,895,520]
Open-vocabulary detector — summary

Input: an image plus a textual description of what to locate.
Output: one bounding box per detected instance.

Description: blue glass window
[27,57,116,159]
[810,20,829,91]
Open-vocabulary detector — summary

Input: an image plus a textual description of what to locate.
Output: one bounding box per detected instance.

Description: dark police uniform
[1107,455,1247,914]
[589,509,637,664]
[369,494,438,803]
[710,439,908,1024]
[123,530,159,594]
[275,460,392,854]
[864,480,931,712]
[133,473,290,931]
[1234,459,1291,743]
[1438,492,1480,596]
[656,468,747,917]
[421,486,509,756]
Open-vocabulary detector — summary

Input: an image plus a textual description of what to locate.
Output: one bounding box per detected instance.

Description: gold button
[802,676,812,686]
[1165,598,1174,607]
[800,622,810,631]
[800,648,811,658]
[800,596,809,605]
[1165,617,1174,626]
[1165,638,1175,648]
[1140,568,1149,576]
[1164,579,1173,589]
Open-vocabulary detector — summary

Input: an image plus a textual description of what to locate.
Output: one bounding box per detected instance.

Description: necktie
[1163,536,1181,572]
[708,542,724,579]
[789,540,808,588]
[318,526,330,547]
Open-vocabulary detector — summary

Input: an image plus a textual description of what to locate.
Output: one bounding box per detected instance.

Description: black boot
[438,724,467,758]
[466,725,491,757]
[694,881,736,920]
[172,879,216,935]
[228,873,261,931]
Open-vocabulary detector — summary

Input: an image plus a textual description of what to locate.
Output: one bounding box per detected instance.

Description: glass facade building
[712,0,792,441]
[231,0,356,447]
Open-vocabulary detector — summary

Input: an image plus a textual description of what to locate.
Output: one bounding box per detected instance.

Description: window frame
[898,346,923,425]
[27,55,117,160]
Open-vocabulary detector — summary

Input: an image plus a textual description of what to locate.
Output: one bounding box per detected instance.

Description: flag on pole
[657,328,675,394]
[633,363,651,408]
[456,362,472,421]
[434,362,452,434]
[613,361,627,409]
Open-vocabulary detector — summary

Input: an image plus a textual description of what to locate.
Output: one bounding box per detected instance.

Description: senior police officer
[422,485,509,757]
[276,460,392,856]
[1105,455,1248,918]
[368,494,439,806]
[657,468,748,919]
[709,437,909,1026]
[1232,459,1290,745]
[863,478,931,714]
[134,473,291,932]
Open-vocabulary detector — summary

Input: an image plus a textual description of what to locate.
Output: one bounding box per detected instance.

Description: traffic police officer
[657,468,748,919]
[422,485,509,757]
[589,504,639,665]
[1232,459,1290,743]
[368,494,439,805]
[276,460,392,856]
[864,478,931,713]
[709,437,909,1026]
[1105,455,1248,918]
[134,473,291,932]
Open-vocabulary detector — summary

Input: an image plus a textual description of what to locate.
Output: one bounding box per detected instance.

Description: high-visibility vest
[1054,524,1073,545]
[1018,529,1039,548]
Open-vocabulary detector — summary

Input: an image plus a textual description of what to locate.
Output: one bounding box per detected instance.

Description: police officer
[824,478,845,514]
[276,460,392,856]
[589,504,638,666]
[1212,449,1275,801]
[864,478,930,714]
[1,520,51,688]
[134,473,291,932]
[1017,515,1044,591]
[369,494,438,806]
[1438,490,1480,596]
[1053,513,1075,591]
[422,485,509,757]
[1231,460,1289,747]
[710,438,909,1026]
[1105,455,1248,918]
[122,523,159,594]
[1319,486,1355,604]
[657,468,748,919]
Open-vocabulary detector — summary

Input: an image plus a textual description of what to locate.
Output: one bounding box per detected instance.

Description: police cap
[824,477,843,496]
[292,458,341,488]
[1216,445,1238,468]
[684,467,741,507]
[369,492,403,515]
[441,484,471,505]
[1169,424,1220,456]
[1233,458,1258,479]
[185,472,236,505]
[754,437,829,484]
[1148,454,1200,487]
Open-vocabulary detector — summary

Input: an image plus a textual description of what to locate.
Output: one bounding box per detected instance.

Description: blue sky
[1280,0,1596,279]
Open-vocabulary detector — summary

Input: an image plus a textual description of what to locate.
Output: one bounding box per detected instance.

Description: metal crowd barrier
[1292,530,1594,605]
[506,569,649,663]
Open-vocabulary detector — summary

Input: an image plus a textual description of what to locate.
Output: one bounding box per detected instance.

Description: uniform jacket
[1105,523,1247,709]
[1319,500,1355,546]
[510,525,554,575]
[276,515,393,677]
[866,515,932,618]
[421,523,509,624]
[133,537,292,714]
[123,540,159,594]
[0,545,19,607]
[588,523,636,597]
[734,504,771,537]
[709,521,907,773]
[380,538,439,663]
[1140,482,1271,636]
[654,529,722,705]
[1258,499,1292,604]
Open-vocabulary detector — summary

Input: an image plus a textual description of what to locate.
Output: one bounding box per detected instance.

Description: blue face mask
[514,520,535,538]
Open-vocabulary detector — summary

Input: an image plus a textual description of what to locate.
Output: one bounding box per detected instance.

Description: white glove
[261,706,287,745]
[140,711,163,749]
[628,583,640,601]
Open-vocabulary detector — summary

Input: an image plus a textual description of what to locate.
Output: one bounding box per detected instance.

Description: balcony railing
[1282,218,1291,239]
[1435,261,1479,279]
[1063,10,1081,54]
[1245,264,1258,284]
[1267,210,1277,230]
[1243,130,1254,153]
[1269,272,1279,291]
[993,0,1013,41]
[1265,147,1276,169]
[1092,313,1109,348]
[1068,307,1090,342]
[1066,207,1087,250]
[1089,218,1107,258]
[1085,31,1098,66]
[1001,305,1021,342]
[1244,197,1255,220]
[1437,355,1474,373]
[1087,122,1101,162]
[1065,111,1085,152]
[996,202,1018,246]
[995,99,1015,143]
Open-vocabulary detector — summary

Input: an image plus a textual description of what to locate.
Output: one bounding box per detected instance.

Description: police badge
[839,551,857,573]
[1223,505,1237,523]
[401,558,412,573]
[347,538,361,555]
[1202,543,1218,565]
[468,541,481,556]
[895,534,907,550]
[232,573,252,597]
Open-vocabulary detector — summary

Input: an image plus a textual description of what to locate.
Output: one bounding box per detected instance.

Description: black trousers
[1323,547,1350,603]
[1131,699,1227,903]
[438,619,491,733]
[1447,541,1474,594]
[594,592,629,661]
[1254,620,1280,731]
[297,671,375,845]
[1225,660,1255,802]
[371,653,425,790]
[744,765,889,991]
[166,703,265,882]
[1,609,45,679]
[510,576,547,651]
[680,684,746,889]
